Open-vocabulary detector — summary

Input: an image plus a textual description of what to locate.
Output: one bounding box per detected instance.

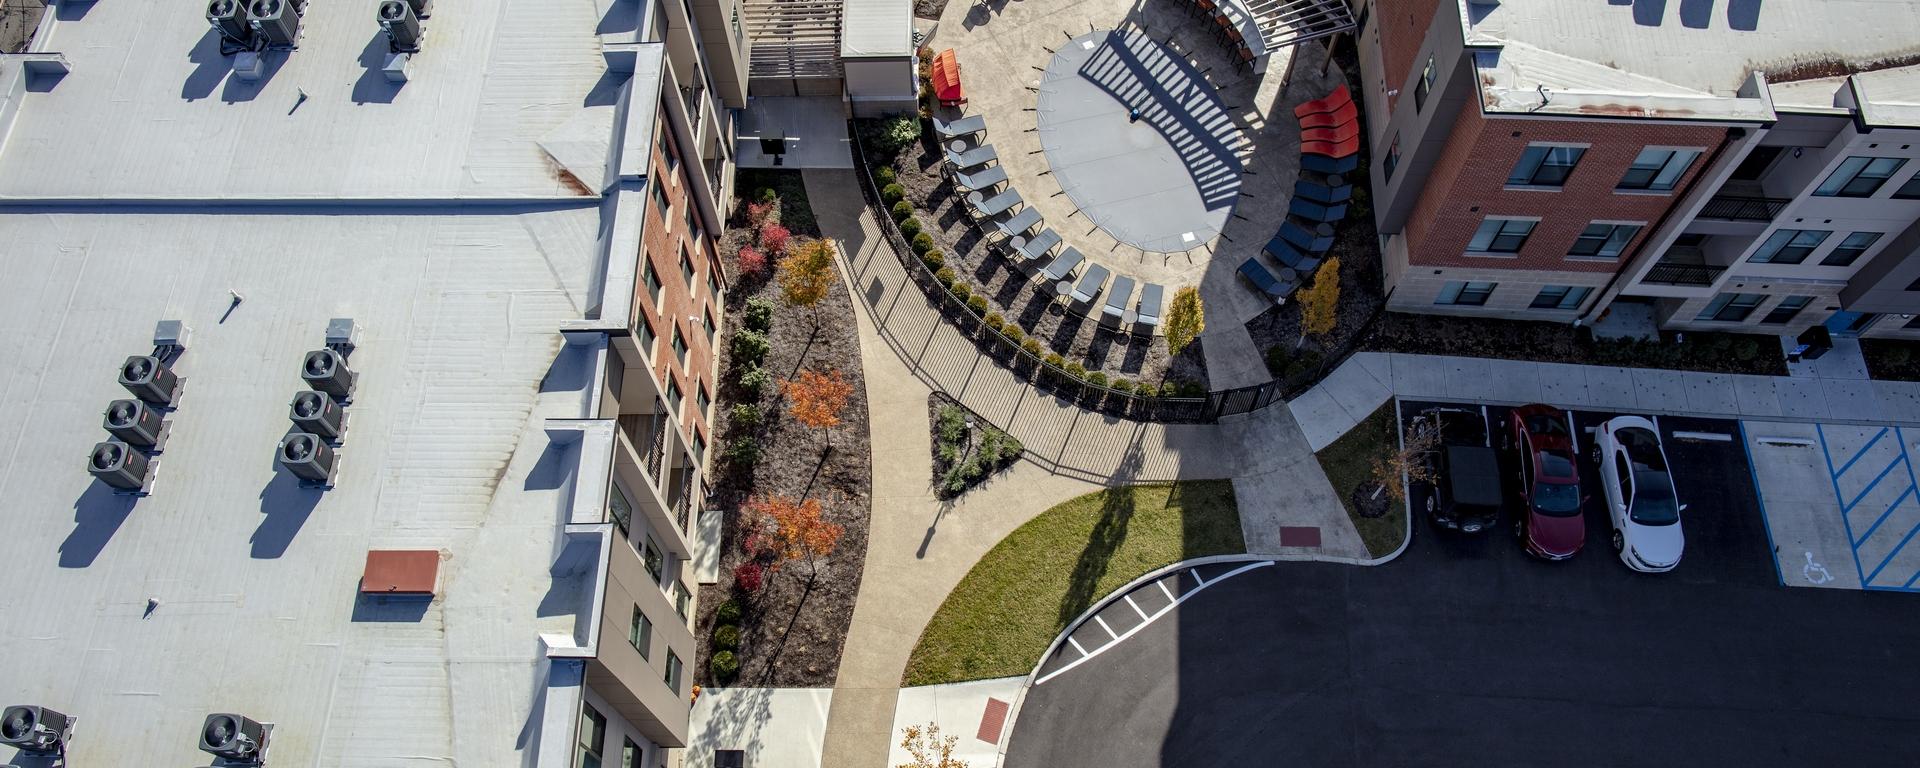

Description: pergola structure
[1244,0,1356,50]
[745,0,845,80]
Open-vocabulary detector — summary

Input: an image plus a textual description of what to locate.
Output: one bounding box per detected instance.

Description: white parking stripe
[1125,594,1150,620]
[1157,580,1176,601]
[1068,637,1088,655]
[1035,560,1274,686]
[1189,568,1208,587]
[1094,615,1119,640]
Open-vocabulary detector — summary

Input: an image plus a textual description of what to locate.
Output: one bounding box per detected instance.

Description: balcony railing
[1642,260,1726,287]
[618,413,669,487]
[1698,194,1789,222]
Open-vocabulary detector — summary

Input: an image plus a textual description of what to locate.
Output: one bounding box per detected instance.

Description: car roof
[1445,445,1505,506]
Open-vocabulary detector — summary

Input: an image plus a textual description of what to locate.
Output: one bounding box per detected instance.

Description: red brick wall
[1376,0,1443,113]
[1403,107,1728,272]
[635,101,722,452]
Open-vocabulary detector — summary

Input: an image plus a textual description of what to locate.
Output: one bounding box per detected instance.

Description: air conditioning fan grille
[283,436,314,461]
[0,707,34,740]
[109,402,138,425]
[91,444,123,469]
[123,358,153,380]
[294,393,324,417]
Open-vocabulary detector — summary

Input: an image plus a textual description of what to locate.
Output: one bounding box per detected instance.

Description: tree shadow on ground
[1055,442,1147,628]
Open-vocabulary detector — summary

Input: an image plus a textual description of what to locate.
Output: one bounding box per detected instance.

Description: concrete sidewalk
[685,688,834,768]
[888,677,1026,767]
[1292,351,1920,452]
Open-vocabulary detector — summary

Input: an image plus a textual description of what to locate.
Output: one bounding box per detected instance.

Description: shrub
[736,245,768,277]
[934,266,957,286]
[1264,346,1289,376]
[739,365,771,398]
[713,624,741,651]
[920,250,945,270]
[1087,370,1107,387]
[1111,378,1135,394]
[731,403,762,429]
[1886,346,1915,368]
[873,115,922,157]
[715,599,743,624]
[744,297,775,333]
[1064,360,1086,378]
[967,294,989,315]
[911,232,935,255]
[1284,349,1324,382]
[881,183,908,206]
[898,217,923,239]
[759,223,792,256]
[755,187,778,203]
[745,201,778,231]
[949,282,971,302]
[877,166,898,186]
[723,436,761,466]
[983,312,1005,333]
[1022,338,1044,357]
[1044,352,1064,368]
[891,200,914,221]
[732,561,765,593]
[731,329,770,366]
[1174,379,1206,397]
[710,650,740,681]
[1004,326,1025,345]
[1733,338,1761,362]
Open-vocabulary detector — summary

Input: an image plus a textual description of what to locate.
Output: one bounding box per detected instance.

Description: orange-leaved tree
[780,368,854,449]
[778,237,839,323]
[898,722,969,768]
[749,494,844,580]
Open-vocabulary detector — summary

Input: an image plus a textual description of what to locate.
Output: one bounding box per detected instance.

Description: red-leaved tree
[731,561,765,594]
[759,223,791,256]
[737,245,768,278]
[747,495,843,581]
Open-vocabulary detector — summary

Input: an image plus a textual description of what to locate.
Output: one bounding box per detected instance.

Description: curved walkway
[804,168,1369,768]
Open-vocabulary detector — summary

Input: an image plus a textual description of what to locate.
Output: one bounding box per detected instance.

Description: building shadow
[1632,0,1668,25]
[350,591,432,622]
[252,467,323,559]
[524,438,574,492]
[537,535,603,618]
[1074,29,1244,211]
[352,33,404,104]
[584,69,627,107]
[1727,0,1761,29]
[1678,0,1713,28]
[541,342,596,394]
[59,482,138,568]
[55,0,94,21]
[182,29,231,101]
[220,50,288,103]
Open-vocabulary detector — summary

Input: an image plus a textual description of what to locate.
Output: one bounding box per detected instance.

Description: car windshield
[1630,471,1680,525]
[1533,481,1582,516]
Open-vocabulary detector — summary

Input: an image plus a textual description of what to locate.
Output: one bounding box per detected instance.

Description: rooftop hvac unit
[88,441,152,491]
[0,705,72,755]
[289,390,344,440]
[207,0,254,45]
[200,713,269,761]
[278,432,336,485]
[248,0,300,46]
[119,354,181,406]
[379,0,422,51]
[104,398,165,448]
[302,349,356,400]
[396,0,430,15]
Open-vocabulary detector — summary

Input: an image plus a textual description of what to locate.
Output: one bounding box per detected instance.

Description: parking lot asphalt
[1004,402,1920,768]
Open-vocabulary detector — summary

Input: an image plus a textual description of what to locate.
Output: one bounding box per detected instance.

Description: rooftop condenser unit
[207,0,254,45]
[119,354,180,406]
[0,705,73,755]
[289,390,344,441]
[88,441,151,491]
[302,349,356,401]
[278,432,336,485]
[200,713,270,762]
[104,398,165,448]
[379,0,422,51]
[248,0,301,47]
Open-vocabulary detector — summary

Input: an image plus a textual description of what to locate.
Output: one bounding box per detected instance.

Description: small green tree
[1164,286,1204,357]
[1297,257,1342,344]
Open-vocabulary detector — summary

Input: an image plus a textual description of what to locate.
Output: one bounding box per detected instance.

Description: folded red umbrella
[932,49,966,107]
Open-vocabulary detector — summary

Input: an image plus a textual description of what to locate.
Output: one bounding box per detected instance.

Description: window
[576,704,607,768]
[623,738,644,768]
[1762,295,1813,325]
[693,431,707,464]
[696,384,711,417]
[1750,228,1831,264]
[685,204,701,244]
[1907,315,1920,330]
[609,482,634,534]
[1383,134,1400,181]
[666,378,683,419]
[704,307,717,346]
[1507,145,1585,187]
[1567,222,1641,259]
[679,247,696,290]
[674,580,691,622]
[644,259,663,307]
[706,270,721,302]
[637,316,657,361]
[651,180,671,224]
[629,606,652,659]
[1697,292,1765,322]
[672,326,688,366]
[1467,217,1536,254]
[1815,156,1907,198]
[641,535,663,582]
[1822,232,1882,267]
[663,132,680,176]
[1414,56,1435,112]
[1436,281,1497,306]
[1617,148,1700,191]
[716,750,746,768]
[1529,285,1593,311]
[1895,173,1920,199]
[664,650,683,693]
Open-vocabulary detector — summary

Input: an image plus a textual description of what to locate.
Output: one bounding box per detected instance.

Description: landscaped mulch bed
[863,120,1210,391]
[1244,182,1387,392]
[695,171,872,688]
[1862,339,1920,382]
[1359,313,1788,376]
[1315,401,1402,559]
[928,393,1022,498]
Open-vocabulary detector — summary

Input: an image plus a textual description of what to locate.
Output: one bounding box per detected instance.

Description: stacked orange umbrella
[931,49,966,107]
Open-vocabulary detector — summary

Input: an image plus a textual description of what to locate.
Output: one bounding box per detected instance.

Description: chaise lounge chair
[1039,247,1085,283]
[1301,153,1360,176]
[1289,197,1349,223]
[1101,275,1136,327]
[1135,283,1165,332]
[933,114,988,139]
[953,165,1009,192]
[1294,178,1353,205]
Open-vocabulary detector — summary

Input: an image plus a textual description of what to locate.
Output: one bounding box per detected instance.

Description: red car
[1502,404,1586,559]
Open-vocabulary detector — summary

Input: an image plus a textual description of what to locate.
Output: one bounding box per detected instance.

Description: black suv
[1416,407,1503,533]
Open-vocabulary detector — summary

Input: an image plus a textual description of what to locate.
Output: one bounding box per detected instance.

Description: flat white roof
[0,205,605,766]
[0,0,612,198]
[1460,0,1920,121]
[840,0,913,58]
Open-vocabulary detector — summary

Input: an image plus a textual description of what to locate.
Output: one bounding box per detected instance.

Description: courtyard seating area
[1236,84,1358,305]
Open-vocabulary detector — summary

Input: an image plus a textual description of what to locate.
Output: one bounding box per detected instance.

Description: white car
[1594,416,1685,572]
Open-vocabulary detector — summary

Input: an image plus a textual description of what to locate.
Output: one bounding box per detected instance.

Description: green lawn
[1315,401,1405,558]
[903,481,1243,686]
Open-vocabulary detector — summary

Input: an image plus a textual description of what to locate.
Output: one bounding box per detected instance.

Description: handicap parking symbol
[1802,551,1833,585]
